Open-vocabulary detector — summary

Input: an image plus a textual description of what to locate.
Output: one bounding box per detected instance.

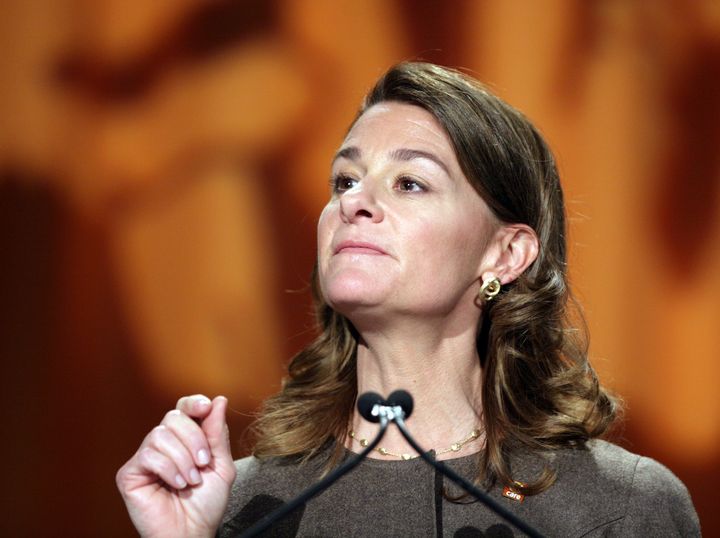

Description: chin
[321,276,386,312]
[324,289,382,311]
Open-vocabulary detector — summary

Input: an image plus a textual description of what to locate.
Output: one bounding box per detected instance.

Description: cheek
[413,216,488,279]
[316,202,341,286]
[316,204,335,252]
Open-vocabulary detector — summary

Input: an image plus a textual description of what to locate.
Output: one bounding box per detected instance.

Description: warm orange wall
[1,1,718,535]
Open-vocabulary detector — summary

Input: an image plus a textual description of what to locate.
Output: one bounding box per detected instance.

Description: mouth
[334,240,388,256]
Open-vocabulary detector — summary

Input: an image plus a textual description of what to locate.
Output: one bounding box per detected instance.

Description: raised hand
[116,395,237,538]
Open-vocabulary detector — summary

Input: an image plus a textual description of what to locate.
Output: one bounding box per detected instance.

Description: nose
[339,182,384,224]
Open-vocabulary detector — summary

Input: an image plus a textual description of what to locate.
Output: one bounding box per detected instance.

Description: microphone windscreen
[386,389,413,419]
[357,392,384,423]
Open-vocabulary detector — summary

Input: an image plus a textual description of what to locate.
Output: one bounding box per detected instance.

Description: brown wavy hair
[252,62,619,494]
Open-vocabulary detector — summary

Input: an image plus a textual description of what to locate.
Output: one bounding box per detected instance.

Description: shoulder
[545,440,700,536]
[559,438,643,484]
[580,440,695,509]
[227,454,308,507]
[232,455,262,486]
[615,446,700,536]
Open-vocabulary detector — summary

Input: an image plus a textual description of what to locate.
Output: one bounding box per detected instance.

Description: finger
[201,396,232,462]
[146,424,203,486]
[175,394,213,419]
[136,445,190,490]
[162,409,212,468]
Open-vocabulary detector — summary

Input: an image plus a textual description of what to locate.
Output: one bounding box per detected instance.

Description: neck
[349,316,484,460]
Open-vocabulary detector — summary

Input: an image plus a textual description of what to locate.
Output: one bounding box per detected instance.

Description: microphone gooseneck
[391,400,547,538]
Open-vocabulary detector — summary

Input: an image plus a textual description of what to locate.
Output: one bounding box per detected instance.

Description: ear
[479,224,539,286]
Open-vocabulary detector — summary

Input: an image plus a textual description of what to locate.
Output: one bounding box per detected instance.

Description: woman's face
[317,102,498,323]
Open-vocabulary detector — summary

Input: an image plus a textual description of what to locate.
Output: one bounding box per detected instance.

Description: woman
[117,62,700,537]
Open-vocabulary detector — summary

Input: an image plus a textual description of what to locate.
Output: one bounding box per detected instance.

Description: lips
[334,240,388,256]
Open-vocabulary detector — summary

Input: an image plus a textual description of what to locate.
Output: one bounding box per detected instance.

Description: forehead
[343,102,455,155]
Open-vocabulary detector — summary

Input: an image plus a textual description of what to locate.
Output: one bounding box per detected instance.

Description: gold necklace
[348,429,480,461]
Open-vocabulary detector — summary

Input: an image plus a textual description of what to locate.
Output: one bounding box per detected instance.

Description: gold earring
[479,277,501,301]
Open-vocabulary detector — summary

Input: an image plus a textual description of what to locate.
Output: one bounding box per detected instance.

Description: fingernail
[197,397,211,406]
[198,449,210,465]
[175,474,187,488]
[189,468,201,484]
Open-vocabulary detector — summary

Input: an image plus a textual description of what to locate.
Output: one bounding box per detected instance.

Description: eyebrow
[390,148,451,176]
[333,146,361,163]
[332,146,451,176]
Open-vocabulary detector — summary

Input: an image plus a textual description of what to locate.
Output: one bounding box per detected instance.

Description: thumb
[201,395,233,463]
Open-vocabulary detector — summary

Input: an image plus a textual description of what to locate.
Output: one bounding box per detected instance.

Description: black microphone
[388,391,547,538]
[238,393,390,537]
[385,389,413,419]
[357,391,384,423]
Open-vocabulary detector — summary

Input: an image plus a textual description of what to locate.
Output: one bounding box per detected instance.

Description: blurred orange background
[1,1,718,536]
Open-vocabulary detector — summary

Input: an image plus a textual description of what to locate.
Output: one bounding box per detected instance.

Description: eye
[330,174,358,193]
[396,176,426,193]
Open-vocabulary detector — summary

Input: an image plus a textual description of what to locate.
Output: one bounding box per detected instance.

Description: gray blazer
[219,439,700,537]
